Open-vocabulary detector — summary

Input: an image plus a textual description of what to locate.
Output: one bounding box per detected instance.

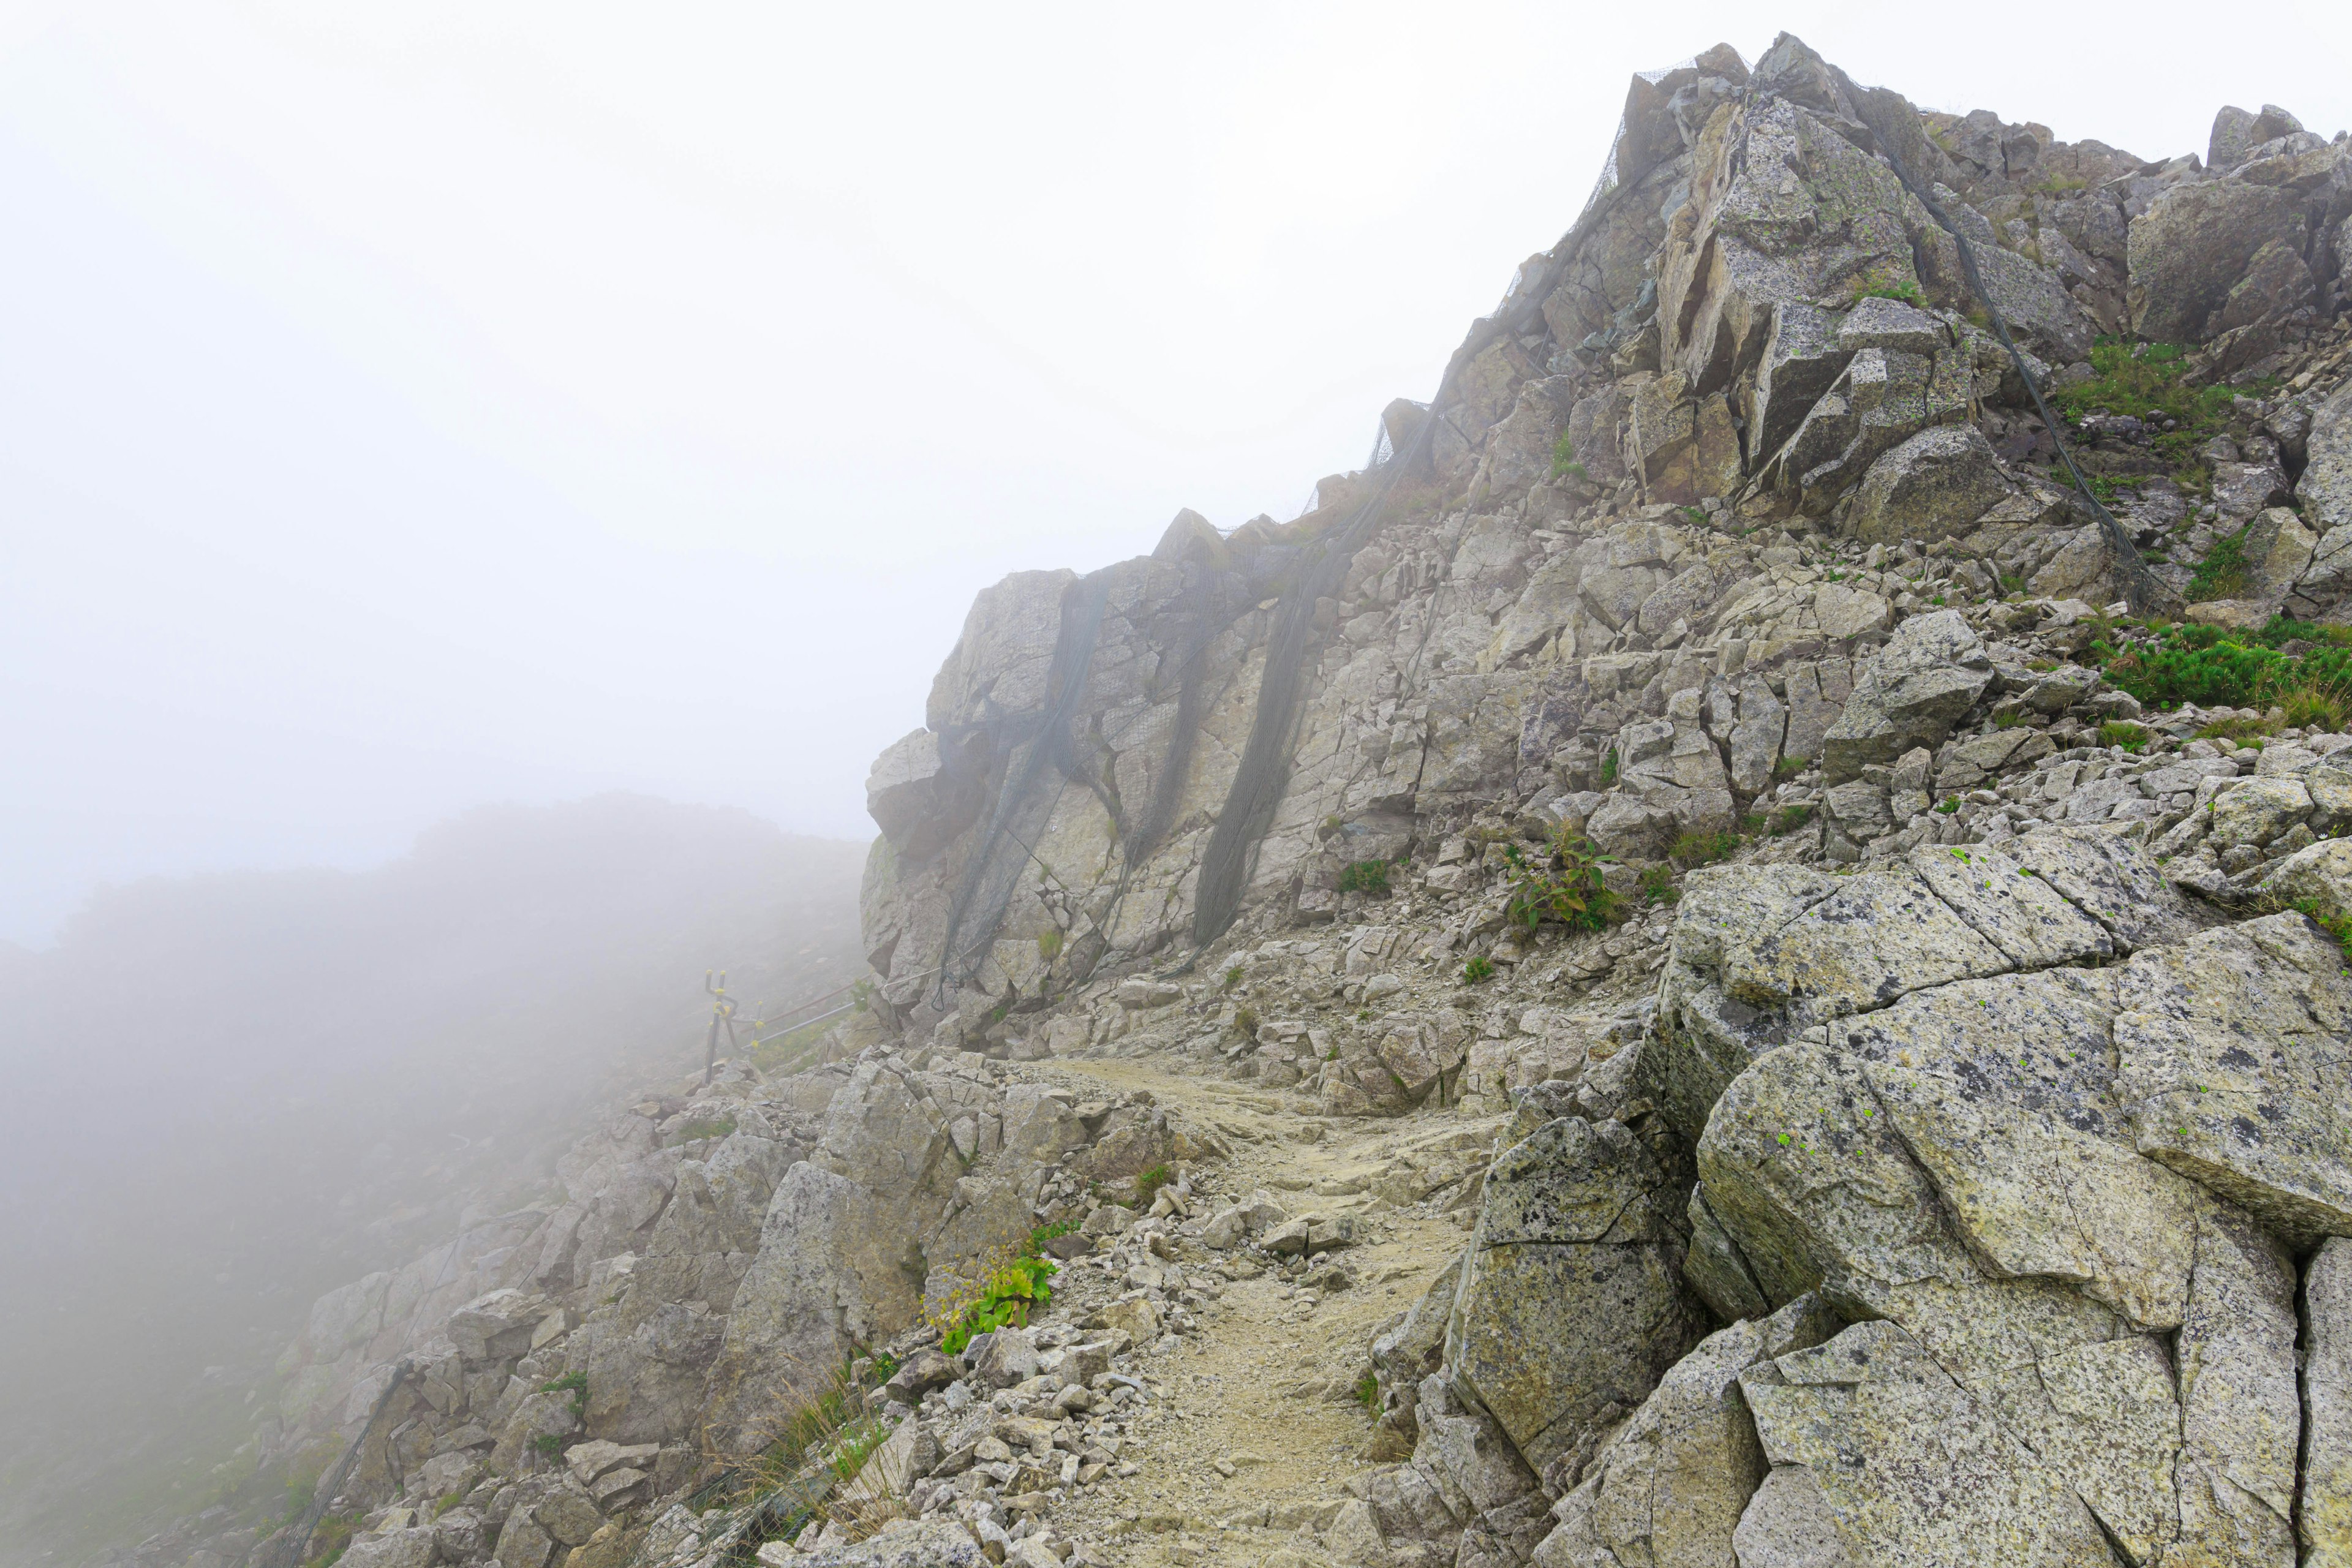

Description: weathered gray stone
[1821,610,1993,783]
[2127,179,2308,344]
[1445,1117,1707,1473]
[2304,1238,2352,1566]
[336,1529,437,1568]
[1728,676,1788,796]
[1842,967,2200,1329]
[2260,837,2352,921]
[1531,1296,1839,1568]
[793,1517,989,1567]
[1739,1322,2117,1568]
[1847,425,2016,544]
[2116,912,2352,1245]
[2302,379,2352,536]
[1835,296,1949,358]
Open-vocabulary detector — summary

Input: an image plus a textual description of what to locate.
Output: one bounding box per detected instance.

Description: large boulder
[1444,1117,1708,1474]
[2126,179,2309,344]
[1847,424,2017,543]
[1820,609,1992,783]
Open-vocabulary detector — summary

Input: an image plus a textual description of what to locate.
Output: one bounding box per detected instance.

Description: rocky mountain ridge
[105,33,2352,1568]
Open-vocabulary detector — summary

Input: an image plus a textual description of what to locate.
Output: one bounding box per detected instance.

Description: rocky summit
[119,33,2352,1568]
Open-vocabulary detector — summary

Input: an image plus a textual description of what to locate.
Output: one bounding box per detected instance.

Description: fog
[0,797,865,1559]
[4,1,2351,1561]
[7,1,2348,948]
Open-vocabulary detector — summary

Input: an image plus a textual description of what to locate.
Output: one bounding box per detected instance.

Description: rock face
[121,33,2352,1568]
[847,29,2352,1055]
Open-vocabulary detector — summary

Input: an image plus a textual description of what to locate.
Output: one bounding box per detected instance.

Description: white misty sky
[2,1,2346,946]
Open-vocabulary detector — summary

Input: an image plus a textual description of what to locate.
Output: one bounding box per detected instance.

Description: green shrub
[1134,1164,1176,1206]
[2098,623,2352,711]
[1639,865,1679,906]
[1338,859,1394,895]
[1502,828,1621,933]
[2097,720,2149,753]
[1461,955,1495,983]
[531,1433,564,1457]
[1600,748,1619,786]
[1935,796,1961,815]
[1223,963,1243,989]
[1353,1371,1381,1414]
[1669,828,1738,868]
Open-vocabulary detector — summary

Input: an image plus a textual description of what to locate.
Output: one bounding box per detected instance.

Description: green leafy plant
[1461,955,1495,984]
[1549,431,1588,481]
[1935,796,1962,815]
[1502,827,1621,933]
[1338,859,1395,895]
[1353,1372,1381,1414]
[1600,748,1619,786]
[1134,1164,1177,1205]
[1638,864,1679,906]
[1668,828,1738,869]
[1223,963,1244,989]
[935,1250,1058,1355]
[531,1433,564,1458]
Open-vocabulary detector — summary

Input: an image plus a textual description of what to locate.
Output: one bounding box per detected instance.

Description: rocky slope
[111,33,2352,1568]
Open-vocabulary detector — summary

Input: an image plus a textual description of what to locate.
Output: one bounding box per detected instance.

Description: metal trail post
[703,970,738,1085]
